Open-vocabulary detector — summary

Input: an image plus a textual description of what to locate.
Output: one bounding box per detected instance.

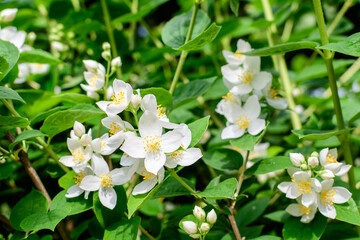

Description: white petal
[248,118,265,135]
[139,111,162,137]
[91,154,109,176]
[252,71,272,91]
[132,178,157,195]
[106,104,127,115]
[335,164,351,176]
[325,163,342,173]
[177,148,202,166]
[321,179,334,191]
[319,148,329,166]
[243,95,260,119]
[293,171,311,182]
[221,124,245,139]
[300,212,316,223]
[79,175,101,191]
[237,39,252,52]
[102,133,124,155]
[59,155,76,167]
[65,185,84,198]
[111,167,132,185]
[161,130,183,153]
[278,181,291,193]
[165,155,178,168]
[266,97,287,110]
[96,101,110,112]
[286,184,301,199]
[328,148,338,159]
[67,138,82,151]
[120,135,146,158]
[231,84,252,95]
[120,154,136,166]
[99,187,117,210]
[311,178,321,192]
[333,187,352,204]
[286,204,303,217]
[318,203,336,219]
[141,94,158,112]
[145,152,166,175]
[301,192,316,207]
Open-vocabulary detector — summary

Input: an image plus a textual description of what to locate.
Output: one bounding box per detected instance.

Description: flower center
[157,104,166,119]
[222,92,234,103]
[89,74,98,87]
[326,154,338,164]
[109,122,120,136]
[110,92,126,105]
[235,114,250,130]
[74,171,86,186]
[143,136,162,153]
[140,167,154,181]
[100,174,113,188]
[71,149,84,163]
[238,70,254,84]
[320,189,335,205]
[298,204,311,215]
[170,150,183,161]
[234,50,243,59]
[294,179,312,194]
[268,85,280,99]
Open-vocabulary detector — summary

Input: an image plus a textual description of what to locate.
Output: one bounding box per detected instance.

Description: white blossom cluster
[278,148,352,223]
[60,78,202,209]
[181,206,217,239]
[216,39,287,139]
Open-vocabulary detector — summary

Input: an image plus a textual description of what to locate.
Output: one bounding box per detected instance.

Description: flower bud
[206,209,217,224]
[320,170,335,179]
[111,56,122,69]
[193,206,206,222]
[102,42,111,50]
[102,51,111,61]
[80,134,92,146]
[200,223,210,233]
[0,8,18,22]
[290,153,305,167]
[189,234,201,239]
[300,164,309,171]
[182,221,198,234]
[131,93,142,109]
[311,151,319,158]
[73,121,85,137]
[83,60,98,73]
[308,156,319,168]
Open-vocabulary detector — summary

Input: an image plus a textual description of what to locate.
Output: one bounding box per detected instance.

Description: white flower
[96,79,133,115]
[260,82,287,110]
[319,148,351,177]
[319,169,335,179]
[215,92,242,116]
[81,60,105,94]
[59,138,92,171]
[0,8,18,22]
[79,154,132,209]
[65,167,93,199]
[193,206,206,222]
[83,60,106,74]
[29,63,50,75]
[51,41,66,52]
[111,56,122,69]
[101,114,134,137]
[207,209,217,224]
[286,198,317,223]
[221,58,271,95]
[0,26,26,49]
[73,121,86,137]
[277,170,321,207]
[317,179,351,219]
[120,111,183,174]
[165,148,202,169]
[290,153,305,167]
[14,63,30,84]
[221,95,266,139]
[182,221,198,234]
[132,159,165,195]
[130,89,141,109]
[189,234,201,239]
[308,156,319,168]
[222,39,258,68]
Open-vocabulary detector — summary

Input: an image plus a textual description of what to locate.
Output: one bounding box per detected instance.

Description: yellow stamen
[235,114,250,130]
[238,70,254,84]
[140,164,154,181]
[267,85,280,99]
[71,149,84,163]
[89,74,98,87]
[293,179,312,194]
[74,171,86,186]
[298,204,311,215]
[326,154,338,164]
[109,122,120,136]
[110,92,126,105]
[157,104,166,119]
[222,92,234,103]
[100,174,113,188]
[234,50,243,59]
[101,139,106,150]
[320,189,335,206]
[143,136,162,154]
[170,150,183,161]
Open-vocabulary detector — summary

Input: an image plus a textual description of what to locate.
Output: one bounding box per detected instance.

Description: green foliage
[0,86,25,103]
[292,128,353,141]
[243,42,319,56]
[230,128,267,151]
[197,178,237,199]
[283,215,327,240]
[0,40,19,80]
[203,148,243,171]
[104,217,141,240]
[19,50,61,64]
[0,116,30,130]
[140,87,173,109]
[58,170,76,190]
[153,176,195,198]
[236,198,270,227]
[50,190,93,216]
[245,156,292,175]
[20,208,71,231]
[318,32,360,57]
[188,115,210,147]
[9,130,46,150]
[335,198,360,226]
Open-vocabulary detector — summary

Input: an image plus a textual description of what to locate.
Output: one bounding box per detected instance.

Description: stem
[126,174,139,197]
[261,0,302,130]
[281,2,299,42]
[103,59,111,100]
[228,214,241,240]
[139,225,156,240]
[312,0,355,189]
[70,0,81,11]
[234,151,250,199]
[169,4,199,94]
[129,0,139,51]
[100,0,122,78]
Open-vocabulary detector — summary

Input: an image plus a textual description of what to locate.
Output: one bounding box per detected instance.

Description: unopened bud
[131,94,141,109]
[193,206,206,222]
[73,121,85,137]
[102,42,111,50]
[206,209,217,224]
[290,153,305,167]
[0,8,18,22]
[189,234,201,239]
[182,221,198,234]
[102,51,111,61]
[320,170,335,179]
[200,223,210,233]
[300,164,309,171]
[111,56,122,69]
[83,60,98,72]
[308,156,319,168]
[311,151,319,158]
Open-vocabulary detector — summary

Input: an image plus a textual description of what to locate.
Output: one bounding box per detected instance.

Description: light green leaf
[242,41,319,56]
[317,32,360,57]
[0,56,9,80]
[10,189,49,231]
[9,130,46,150]
[153,176,195,198]
[245,156,292,175]
[0,116,30,130]
[139,199,164,217]
[335,198,360,226]
[104,217,141,240]
[19,49,61,65]
[292,128,353,141]
[40,109,103,137]
[282,214,327,240]
[230,126,267,151]
[197,178,237,199]
[173,77,216,108]
[202,148,243,171]
[177,23,222,51]
[161,8,210,49]
[140,87,173,109]
[230,0,240,16]
[236,198,270,227]
[20,208,71,232]
[264,210,290,223]
[0,86,26,103]
[31,106,69,125]
[50,190,93,216]
[0,39,19,80]
[58,170,76,190]
[52,93,94,104]
[188,116,210,148]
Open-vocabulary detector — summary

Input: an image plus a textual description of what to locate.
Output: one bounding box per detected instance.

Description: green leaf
[31,106,69,125]
[0,86,26,103]
[20,208,71,232]
[113,0,169,24]
[139,199,164,217]
[2,63,19,84]
[0,116,30,130]
[245,156,292,175]
[282,214,327,240]
[10,189,49,231]
[140,87,173,109]
[0,39,19,80]
[162,8,210,49]
[58,170,76,189]
[202,148,243,171]
[52,93,95,104]
[264,210,290,223]
[50,190,93,216]
[188,116,210,148]
[40,109,103,137]
[197,178,237,199]
[0,56,9,79]
[93,186,127,228]
[104,217,141,240]
[230,0,240,16]
[153,176,195,198]
[19,49,61,64]
[230,127,267,151]
[335,198,360,226]
[173,77,216,108]
[177,23,222,51]
[236,197,270,227]
[242,41,319,56]
[292,128,353,141]
[317,32,360,57]
[9,130,46,150]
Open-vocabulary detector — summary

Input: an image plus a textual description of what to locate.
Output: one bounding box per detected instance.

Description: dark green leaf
[188,116,210,148]
[197,178,237,199]
[52,93,95,104]
[317,32,360,57]
[230,0,240,16]
[202,148,243,171]
[58,170,76,190]
[282,214,327,240]
[230,127,267,151]
[153,176,195,198]
[0,56,9,80]
[19,49,61,64]
[31,106,69,125]
[50,190,93,216]
[292,128,353,141]
[139,199,164,216]
[236,198,270,227]
[242,41,319,56]
[245,156,292,175]
[9,130,46,150]
[0,116,30,130]
[20,208,71,231]
[0,86,25,103]
[104,217,141,240]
